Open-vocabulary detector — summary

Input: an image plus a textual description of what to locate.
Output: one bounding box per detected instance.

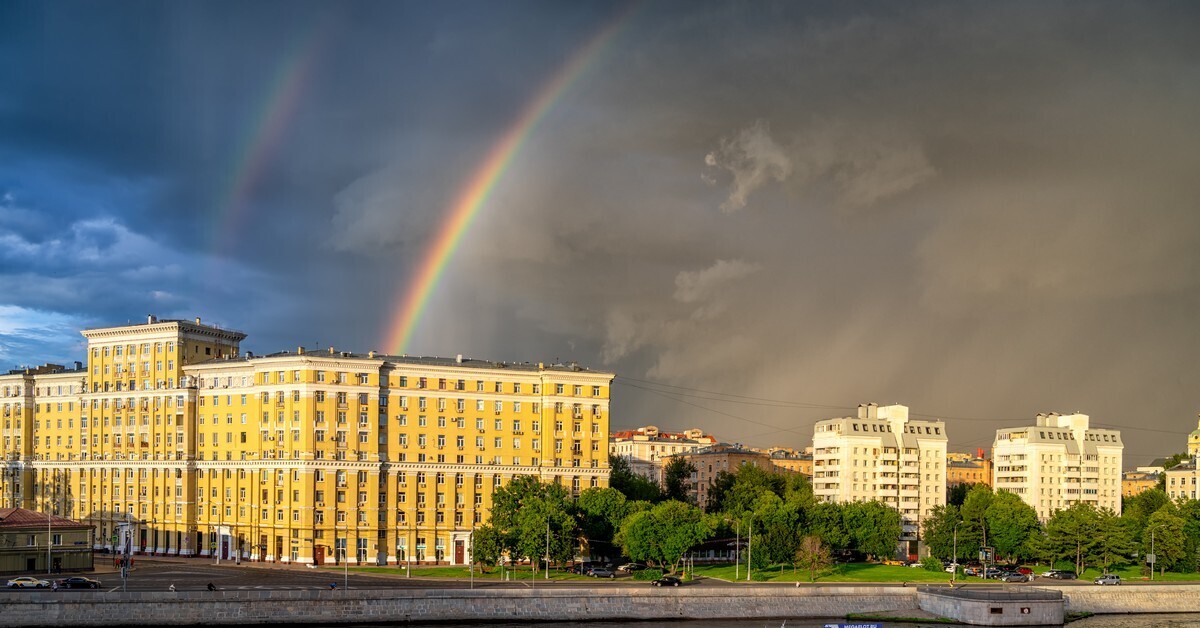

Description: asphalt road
[2,560,1158,593]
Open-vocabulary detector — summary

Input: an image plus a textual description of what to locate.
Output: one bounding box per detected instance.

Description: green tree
[575,487,630,562]
[471,525,504,572]
[808,501,849,550]
[1087,509,1136,574]
[958,485,993,560]
[948,482,987,507]
[753,493,803,572]
[609,455,662,503]
[708,464,787,517]
[488,475,577,569]
[662,457,697,504]
[921,504,962,561]
[793,535,832,582]
[616,500,714,574]
[1124,488,1170,529]
[1175,499,1200,573]
[1044,502,1102,574]
[984,491,1041,562]
[844,501,902,560]
[1144,508,1186,575]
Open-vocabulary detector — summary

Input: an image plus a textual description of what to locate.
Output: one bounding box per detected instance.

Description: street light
[951,520,960,586]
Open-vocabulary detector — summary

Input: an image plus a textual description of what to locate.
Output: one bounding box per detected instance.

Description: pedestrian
[169,584,176,592]
[329,582,337,590]
[207,582,216,591]
[52,581,58,592]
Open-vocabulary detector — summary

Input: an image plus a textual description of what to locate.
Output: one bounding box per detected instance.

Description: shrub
[922,556,943,572]
[750,571,770,582]
[633,569,663,581]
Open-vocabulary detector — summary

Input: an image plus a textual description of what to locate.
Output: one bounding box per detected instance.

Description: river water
[293,616,1200,628]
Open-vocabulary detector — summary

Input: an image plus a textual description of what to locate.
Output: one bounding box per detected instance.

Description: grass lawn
[692,562,956,583]
[327,565,594,581]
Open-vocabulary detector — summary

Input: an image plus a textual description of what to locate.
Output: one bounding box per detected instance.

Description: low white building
[609,426,715,484]
[812,403,947,559]
[992,412,1123,521]
[1166,458,1200,501]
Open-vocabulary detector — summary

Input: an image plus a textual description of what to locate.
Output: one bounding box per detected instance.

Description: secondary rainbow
[208,27,327,255]
[382,9,635,355]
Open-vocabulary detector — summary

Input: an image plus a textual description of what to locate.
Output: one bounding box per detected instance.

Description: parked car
[1001,572,1032,583]
[588,568,616,579]
[1094,574,1121,586]
[566,564,591,574]
[1047,570,1077,580]
[944,563,959,573]
[6,576,49,588]
[963,566,982,577]
[1016,567,1033,576]
[617,563,645,572]
[652,575,682,587]
[57,577,102,589]
[983,567,1004,579]
[881,559,905,566]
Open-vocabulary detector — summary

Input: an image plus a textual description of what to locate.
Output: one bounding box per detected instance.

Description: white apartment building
[992,412,1123,521]
[609,426,715,484]
[812,403,947,559]
[1165,459,1199,501]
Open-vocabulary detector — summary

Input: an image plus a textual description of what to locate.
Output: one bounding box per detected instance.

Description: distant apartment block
[1166,458,1200,501]
[609,426,715,485]
[669,443,774,509]
[946,452,992,492]
[992,412,1123,521]
[765,447,813,477]
[1122,470,1160,497]
[812,403,947,559]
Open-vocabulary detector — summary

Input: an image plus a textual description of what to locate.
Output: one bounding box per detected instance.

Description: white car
[944,563,959,573]
[1094,574,1121,586]
[6,576,50,588]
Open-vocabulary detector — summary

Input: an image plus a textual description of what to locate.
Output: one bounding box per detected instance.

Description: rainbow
[382,8,636,355]
[209,26,328,255]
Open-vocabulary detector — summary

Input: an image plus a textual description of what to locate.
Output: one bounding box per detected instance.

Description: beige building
[992,412,1123,521]
[0,508,94,574]
[670,444,774,510]
[0,316,614,566]
[609,426,715,485]
[947,455,992,490]
[1122,471,1160,498]
[1165,459,1199,501]
[812,403,947,559]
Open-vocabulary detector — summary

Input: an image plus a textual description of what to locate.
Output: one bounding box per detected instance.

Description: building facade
[946,454,992,492]
[0,317,613,566]
[992,412,1123,521]
[811,403,947,559]
[1189,414,1200,458]
[1122,471,1160,498]
[0,508,94,574]
[670,444,775,510]
[1165,459,1199,501]
[609,426,715,485]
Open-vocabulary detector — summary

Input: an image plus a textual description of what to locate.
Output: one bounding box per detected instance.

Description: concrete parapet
[918,587,1063,626]
[0,586,918,626]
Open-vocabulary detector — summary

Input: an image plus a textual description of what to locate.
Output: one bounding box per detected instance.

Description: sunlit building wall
[0,316,613,566]
[992,412,1123,521]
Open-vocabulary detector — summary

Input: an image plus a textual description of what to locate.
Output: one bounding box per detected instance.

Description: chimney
[74,361,82,370]
[147,314,157,324]
[296,346,304,355]
[368,351,376,359]
[456,354,463,364]
[329,347,335,355]
[195,317,201,325]
[976,447,984,460]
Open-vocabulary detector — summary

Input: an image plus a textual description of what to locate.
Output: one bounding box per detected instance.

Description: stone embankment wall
[0,586,916,626]
[1054,584,1200,614]
[1,584,1198,627]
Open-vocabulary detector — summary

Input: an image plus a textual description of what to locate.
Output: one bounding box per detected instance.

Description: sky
[2,1,1199,467]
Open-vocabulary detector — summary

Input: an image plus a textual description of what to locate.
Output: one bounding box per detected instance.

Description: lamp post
[746,515,753,582]
[951,521,960,586]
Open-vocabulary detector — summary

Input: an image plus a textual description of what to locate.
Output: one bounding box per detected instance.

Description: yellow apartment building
[0,316,613,566]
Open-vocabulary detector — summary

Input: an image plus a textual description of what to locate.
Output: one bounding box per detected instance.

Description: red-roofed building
[610,426,717,484]
[0,508,94,574]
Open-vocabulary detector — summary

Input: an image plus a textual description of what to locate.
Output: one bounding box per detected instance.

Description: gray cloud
[4,2,1200,466]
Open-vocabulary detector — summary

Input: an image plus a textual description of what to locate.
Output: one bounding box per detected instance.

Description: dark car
[617,563,646,572]
[566,564,591,574]
[1048,570,1077,580]
[652,575,682,587]
[588,568,616,579]
[58,576,101,589]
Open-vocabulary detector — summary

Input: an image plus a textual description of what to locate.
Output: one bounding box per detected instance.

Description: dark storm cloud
[4,1,1199,464]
